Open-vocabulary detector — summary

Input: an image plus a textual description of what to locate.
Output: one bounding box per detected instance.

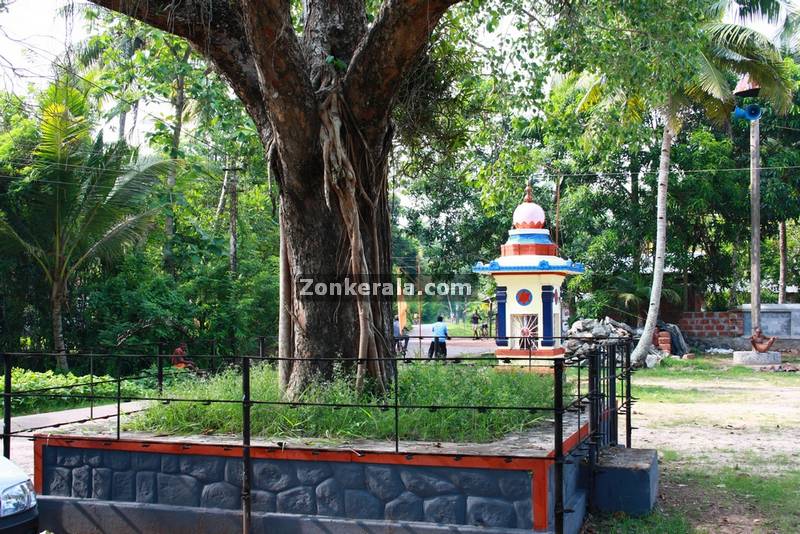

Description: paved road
[403,323,495,358]
[6,402,145,477]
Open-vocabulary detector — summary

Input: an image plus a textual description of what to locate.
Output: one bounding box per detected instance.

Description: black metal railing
[1,335,635,534]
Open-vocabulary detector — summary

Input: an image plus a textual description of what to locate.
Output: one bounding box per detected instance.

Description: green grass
[440,321,479,338]
[632,384,745,403]
[637,354,800,386]
[676,468,800,531]
[4,367,154,416]
[132,362,559,442]
[588,511,693,533]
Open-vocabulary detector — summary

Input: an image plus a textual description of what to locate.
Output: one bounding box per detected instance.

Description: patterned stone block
[316,478,343,517]
[131,452,161,471]
[423,495,465,524]
[161,455,180,474]
[384,491,423,522]
[401,469,456,497]
[179,456,224,483]
[72,465,91,498]
[105,451,130,471]
[135,472,156,503]
[157,473,201,507]
[344,489,382,519]
[251,490,276,513]
[112,471,135,501]
[365,466,403,501]
[46,467,71,496]
[296,462,332,485]
[449,471,500,497]
[201,481,240,510]
[466,496,516,528]
[498,472,531,500]
[514,499,533,529]
[252,460,296,492]
[92,468,113,500]
[331,463,364,489]
[224,459,243,486]
[56,449,82,467]
[276,486,315,515]
[83,451,103,468]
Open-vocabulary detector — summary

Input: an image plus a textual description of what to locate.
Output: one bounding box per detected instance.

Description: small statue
[750,327,776,353]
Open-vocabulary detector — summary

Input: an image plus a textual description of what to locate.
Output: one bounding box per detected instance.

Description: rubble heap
[564,317,667,368]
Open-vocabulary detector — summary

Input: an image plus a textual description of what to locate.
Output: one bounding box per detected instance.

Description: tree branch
[86,1,269,138]
[344,0,461,139]
[239,0,319,164]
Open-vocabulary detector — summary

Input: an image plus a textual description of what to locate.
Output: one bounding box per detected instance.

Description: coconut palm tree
[579,12,793,363]
[0,79,171,368]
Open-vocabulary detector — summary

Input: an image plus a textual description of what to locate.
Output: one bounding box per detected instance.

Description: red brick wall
[678,311,744,338]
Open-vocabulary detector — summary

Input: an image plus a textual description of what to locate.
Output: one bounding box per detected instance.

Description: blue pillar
[496,286,508,346]
[542,285,554,347]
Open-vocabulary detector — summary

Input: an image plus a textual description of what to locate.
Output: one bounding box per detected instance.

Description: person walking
[427,315,450,360]
[471,311,481,339]
[393,315,409,354]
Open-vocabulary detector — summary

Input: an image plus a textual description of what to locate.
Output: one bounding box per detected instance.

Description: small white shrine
[473,184,584,362]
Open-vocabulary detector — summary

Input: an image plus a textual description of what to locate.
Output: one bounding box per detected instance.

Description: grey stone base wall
[42,446,534,530]
[38,497,534,534]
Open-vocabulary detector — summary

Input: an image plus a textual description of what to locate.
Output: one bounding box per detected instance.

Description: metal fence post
[3,353,11,459]
[588,347,599,471]
[89,354,95,420]
[625,341,633,448]
[116,357,122,441]
[553,357,564,534]
[242,354,252,534]
[157,344,164,397]
[608,344,618,446]
[393,354,400,454]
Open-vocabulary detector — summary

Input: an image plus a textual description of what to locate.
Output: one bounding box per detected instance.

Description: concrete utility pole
[734,74,762,334]
[750,118,761,332]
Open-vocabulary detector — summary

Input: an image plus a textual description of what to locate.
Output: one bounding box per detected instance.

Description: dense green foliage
[133,362,557,442]
[3,367,148,416]
[0,0,799,360]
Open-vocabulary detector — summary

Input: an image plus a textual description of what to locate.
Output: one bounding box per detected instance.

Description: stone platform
[732,350,781,365]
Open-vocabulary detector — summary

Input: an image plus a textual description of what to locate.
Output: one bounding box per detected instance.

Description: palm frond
[0,215,53,283]
[69,208,160,277]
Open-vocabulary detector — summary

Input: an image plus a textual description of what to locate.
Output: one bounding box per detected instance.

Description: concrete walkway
[6,402,144,477]
[405,323,495,357]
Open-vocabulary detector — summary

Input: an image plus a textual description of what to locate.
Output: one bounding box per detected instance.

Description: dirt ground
[592,356,800,533]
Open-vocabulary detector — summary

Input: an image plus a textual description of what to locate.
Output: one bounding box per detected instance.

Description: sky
[0,0,89,93]
[0,0,788,145]
[0,0,785,94]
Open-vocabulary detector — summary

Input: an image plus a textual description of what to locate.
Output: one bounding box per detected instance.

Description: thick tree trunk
[630,158,641,278]
[51,283,68,370]
[89,0,457,398]
[632,124,673,364]
[778,220,787,304]
[277,162,393,397]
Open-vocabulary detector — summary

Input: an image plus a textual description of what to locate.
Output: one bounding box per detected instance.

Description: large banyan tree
[89,0,461,397]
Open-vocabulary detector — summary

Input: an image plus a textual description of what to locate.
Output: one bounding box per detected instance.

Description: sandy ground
[632,376,800,473]
[609,367,800,533]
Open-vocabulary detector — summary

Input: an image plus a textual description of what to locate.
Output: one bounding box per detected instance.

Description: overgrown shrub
[133,362,560,442]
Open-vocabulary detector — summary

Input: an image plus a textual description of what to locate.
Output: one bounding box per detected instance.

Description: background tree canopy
[0,0,798,367]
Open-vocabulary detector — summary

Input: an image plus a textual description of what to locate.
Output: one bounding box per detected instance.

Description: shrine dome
[512,184,546,229]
